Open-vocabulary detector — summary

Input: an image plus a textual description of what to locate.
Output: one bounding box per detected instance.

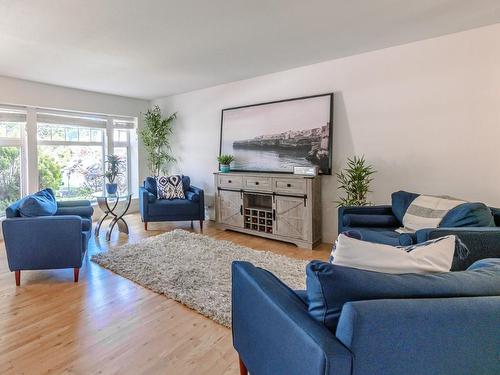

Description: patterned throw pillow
[155,175,186,200]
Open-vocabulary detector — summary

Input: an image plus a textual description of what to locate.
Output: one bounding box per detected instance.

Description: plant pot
[106,183,118,195]
[220,164,230,173]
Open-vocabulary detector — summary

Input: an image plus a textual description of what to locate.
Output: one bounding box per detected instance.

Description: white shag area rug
[91,229,308,327]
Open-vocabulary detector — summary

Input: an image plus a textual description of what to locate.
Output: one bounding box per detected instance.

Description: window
[0,106,136,217]
[0,108,26,213]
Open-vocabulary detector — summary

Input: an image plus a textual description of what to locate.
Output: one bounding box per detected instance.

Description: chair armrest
[336,297,500,375]
[57,200,91,207]
[232,261,352,375]
[338,205,395,233]
[189,185,205,220]
[416,227,500,270]
[2,216,84,271]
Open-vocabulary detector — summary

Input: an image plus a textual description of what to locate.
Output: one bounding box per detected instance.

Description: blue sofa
[139,176,205,231]
[338,191,500,270]
[2,192,93,285]
[232,260,500,375]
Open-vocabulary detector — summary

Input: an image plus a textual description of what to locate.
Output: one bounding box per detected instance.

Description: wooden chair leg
[15,270,20,286]
[74,268,80,282]
[144,222,148,231]
[239,356,248,375]
[199,220,204,232]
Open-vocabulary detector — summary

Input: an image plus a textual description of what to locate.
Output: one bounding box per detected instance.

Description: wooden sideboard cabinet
[214,172,321,249]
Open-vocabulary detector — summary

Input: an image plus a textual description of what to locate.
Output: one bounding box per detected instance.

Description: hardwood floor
[0,214,331,374]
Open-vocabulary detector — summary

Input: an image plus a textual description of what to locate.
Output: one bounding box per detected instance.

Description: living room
[0,1,499,374]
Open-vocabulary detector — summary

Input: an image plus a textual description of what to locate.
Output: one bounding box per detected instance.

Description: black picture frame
[219,93,334,175]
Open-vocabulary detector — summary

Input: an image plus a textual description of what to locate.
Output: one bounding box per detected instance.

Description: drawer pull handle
[228,180,232,183]
[255,181,259,185]
[286,183,291,188]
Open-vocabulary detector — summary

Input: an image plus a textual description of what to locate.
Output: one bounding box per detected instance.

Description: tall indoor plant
[140,106,177,176]
[336,155,376,207]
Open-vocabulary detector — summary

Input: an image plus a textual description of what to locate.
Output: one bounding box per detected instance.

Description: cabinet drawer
[243,176,272,191]
[218,175,242,189]
[273,178,307,194]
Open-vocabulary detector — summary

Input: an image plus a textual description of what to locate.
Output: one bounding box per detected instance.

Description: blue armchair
[139,176,205,231]
[338,192,500,270]
[232,261,500,375]
[2,196,93,285]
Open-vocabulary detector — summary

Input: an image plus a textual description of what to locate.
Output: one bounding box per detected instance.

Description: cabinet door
[218,190,243,228]
[274,196,307,239]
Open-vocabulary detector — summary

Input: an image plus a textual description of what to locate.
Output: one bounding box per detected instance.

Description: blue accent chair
[2,194,93,285]
[139,176,205,231]
[232,261,500,375]
[338,192,500,270]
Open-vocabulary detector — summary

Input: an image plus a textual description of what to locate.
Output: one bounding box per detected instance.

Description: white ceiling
[1,0,499,100]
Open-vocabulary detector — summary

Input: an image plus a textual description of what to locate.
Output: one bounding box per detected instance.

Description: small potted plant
[217,154,234,173]
[104,154,125,195]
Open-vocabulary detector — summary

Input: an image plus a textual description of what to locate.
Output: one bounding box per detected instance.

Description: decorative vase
[220,164,230,173]
[106,183,118,195]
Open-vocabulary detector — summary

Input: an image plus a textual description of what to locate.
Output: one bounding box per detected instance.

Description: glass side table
[94,193,132,241]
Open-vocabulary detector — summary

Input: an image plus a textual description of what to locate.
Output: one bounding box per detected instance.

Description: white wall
[152,23,500,243]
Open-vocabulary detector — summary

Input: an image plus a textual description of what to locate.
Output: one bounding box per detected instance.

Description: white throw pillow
[330,234,455,274]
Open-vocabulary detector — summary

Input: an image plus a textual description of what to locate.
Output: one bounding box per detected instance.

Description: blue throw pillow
[144,177,157,196]
[440,202,495,228]
[391,190,420,224]
[19,189,57,217]
[306,260,500,333]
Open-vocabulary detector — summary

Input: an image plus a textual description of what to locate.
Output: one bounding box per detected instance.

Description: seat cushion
[19,189,57,217]
[148,198,200,217]
[306,260,500,333]
[391,190,419,223]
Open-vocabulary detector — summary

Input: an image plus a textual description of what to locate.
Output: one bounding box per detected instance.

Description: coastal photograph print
[220,94,333,174]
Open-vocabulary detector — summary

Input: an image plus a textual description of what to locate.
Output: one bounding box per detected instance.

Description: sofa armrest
[336,297,500,375]
[416,227,500,270]
[232,261,352,375]
[1,215,84,271]
[189,185,205,220]
[338,205,395,233]
[57,199,91,207]
[56,205,94,218]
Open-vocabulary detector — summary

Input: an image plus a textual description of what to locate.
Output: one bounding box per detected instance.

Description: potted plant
[217,154,234,173]
[139,106,177,176]
[104,154,125,195]
[335,155,376,207]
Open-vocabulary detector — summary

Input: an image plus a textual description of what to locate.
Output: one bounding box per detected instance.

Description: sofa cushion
[343,214,399,228]
[306,260,500,333]
[331,233,455,274]
[467,258,500,270]
[148,198,199,217]
[391,190,419,224]
[440,202,495,228]
[19,189,57,217]
[144,177,157,196]
[352,228,402,246]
